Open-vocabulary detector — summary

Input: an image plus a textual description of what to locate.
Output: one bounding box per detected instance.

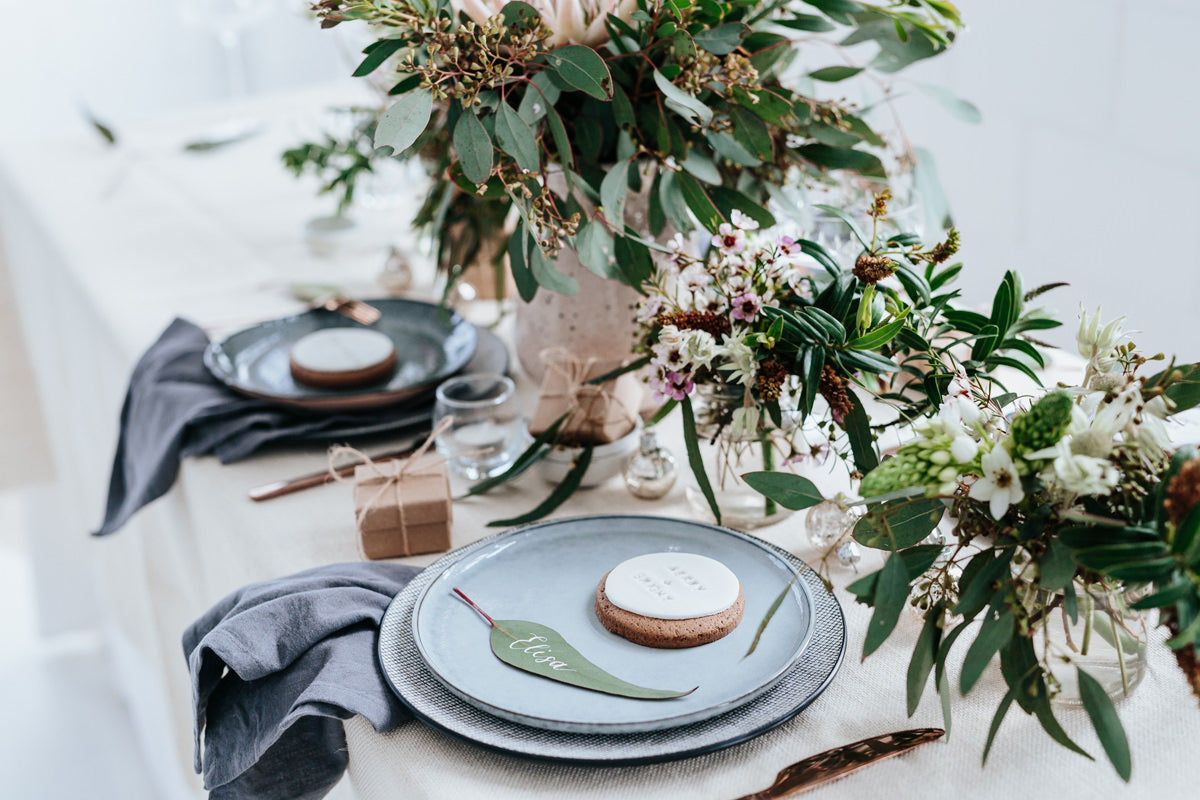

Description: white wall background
[897,0,1200,358]
[1,0,1197,356]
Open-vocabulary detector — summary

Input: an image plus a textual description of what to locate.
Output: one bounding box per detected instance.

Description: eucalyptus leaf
[864,553,909,656]
[915,82,983,124]
[809,65,864,82]
[741,472,825,510]
[453,111,494,185]
[676,172,724,232]
[374,89,434,155]
[488,445,594,527]
[744,578,795,658]
[600,160,631,228]
[853,497,944,551]
[653,69,714,127]
[959,610,1014,694]
[693,23,747,55]
[454,595,696,699]
[682,396,721,524]
[1077,669,1131,780]
[493,102,540,173]
[907,600,943,716]
[542,45,613,100]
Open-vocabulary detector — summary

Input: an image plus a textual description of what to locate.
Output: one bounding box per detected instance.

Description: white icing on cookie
[290,328,395,373]
[603,553,739,620]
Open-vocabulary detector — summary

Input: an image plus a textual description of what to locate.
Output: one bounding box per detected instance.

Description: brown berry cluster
[1165,457,1200,525]
[853,253,897,285]
[869,189,892,220]
[911,229,961,265]
[756,360,788,402]
[655,310,732,339]
[819,365,854,423]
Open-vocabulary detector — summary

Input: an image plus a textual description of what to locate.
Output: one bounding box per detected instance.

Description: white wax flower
[682,329,717,370]
[968,445,1024,520]
[714,333,757,386]
[657,324,684,348]
[1046,439,1119,497]
[1076,306,1125,376]
[453,0,637,48]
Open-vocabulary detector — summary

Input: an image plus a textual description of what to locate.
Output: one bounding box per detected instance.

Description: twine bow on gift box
[328,417,455,559]
[536,347,640,445]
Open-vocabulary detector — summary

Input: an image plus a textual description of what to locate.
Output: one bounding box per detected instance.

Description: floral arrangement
[750,308,1200,779]
[312,0,965,298]
[637,191,1058,523]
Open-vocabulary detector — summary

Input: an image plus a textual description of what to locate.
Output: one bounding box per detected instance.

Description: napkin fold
[184,562,420,800]
[94,318,433,536]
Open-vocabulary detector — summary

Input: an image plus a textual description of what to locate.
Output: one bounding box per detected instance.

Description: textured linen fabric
[95,318,434,536]
[184,562,421,800]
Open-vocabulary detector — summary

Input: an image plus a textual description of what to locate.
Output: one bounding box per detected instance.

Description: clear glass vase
[684,384,818,530]
[1036,580,1152,706]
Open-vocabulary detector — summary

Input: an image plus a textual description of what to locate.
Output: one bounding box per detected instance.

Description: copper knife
[248,438,424,502]
[733,728,945,800]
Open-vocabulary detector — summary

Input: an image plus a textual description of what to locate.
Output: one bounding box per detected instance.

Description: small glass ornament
[836,541,862,568]
[805,500,856,548]
[623,428,677,499]
[377,246,413,295]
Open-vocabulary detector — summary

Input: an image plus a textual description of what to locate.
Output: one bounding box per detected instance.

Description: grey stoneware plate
[204,298,477,411]
[378,516,846,764]
[291,326,509,441]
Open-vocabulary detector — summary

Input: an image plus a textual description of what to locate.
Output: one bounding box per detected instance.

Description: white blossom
[657,324,684,348]
[1045,439,1119,496]
[714,334,757,386]
[681,329,717,370]
[1076,306,1126,376]
[730,209,760,231]
[968,445,1025,519]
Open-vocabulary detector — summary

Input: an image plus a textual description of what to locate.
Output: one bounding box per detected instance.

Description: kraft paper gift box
[352,455,452,559]
[527,350,642,445]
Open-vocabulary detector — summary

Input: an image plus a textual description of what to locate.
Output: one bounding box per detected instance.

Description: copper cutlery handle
[248,440,423,502]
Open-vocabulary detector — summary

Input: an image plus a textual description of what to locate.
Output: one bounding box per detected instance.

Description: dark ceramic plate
[204,298,477,411]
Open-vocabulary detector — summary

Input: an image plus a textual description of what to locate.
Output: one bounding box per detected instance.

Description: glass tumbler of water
[433,374,524,480]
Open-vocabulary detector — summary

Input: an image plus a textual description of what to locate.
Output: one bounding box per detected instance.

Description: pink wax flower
[730,292,762,322]
[711,223,746,254]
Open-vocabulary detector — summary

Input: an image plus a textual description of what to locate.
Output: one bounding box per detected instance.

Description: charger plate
[204,298,476,411]
[378,516,846,765]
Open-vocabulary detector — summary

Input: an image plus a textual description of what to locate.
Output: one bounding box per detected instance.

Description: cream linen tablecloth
[2,85,1197,800]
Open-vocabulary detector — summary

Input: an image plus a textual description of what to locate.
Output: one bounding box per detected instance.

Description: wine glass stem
[218,28,248,101]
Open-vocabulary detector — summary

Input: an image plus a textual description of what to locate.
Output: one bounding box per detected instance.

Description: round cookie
[289,328,398,389]
[594,553,745,649]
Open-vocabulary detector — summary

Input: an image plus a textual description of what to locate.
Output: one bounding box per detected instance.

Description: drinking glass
[433,374,525,480]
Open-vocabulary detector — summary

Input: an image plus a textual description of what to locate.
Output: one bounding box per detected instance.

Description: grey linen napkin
[94,318,430,536]
[184,562,421,800]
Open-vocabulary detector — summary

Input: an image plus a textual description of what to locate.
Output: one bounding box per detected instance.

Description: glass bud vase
[684,384,811,530]
[1037,580,1152,706]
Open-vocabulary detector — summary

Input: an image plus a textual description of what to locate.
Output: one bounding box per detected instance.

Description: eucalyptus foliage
[315,0,964,294]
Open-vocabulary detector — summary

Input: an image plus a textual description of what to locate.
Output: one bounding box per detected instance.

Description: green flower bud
[1010,390,1072,455]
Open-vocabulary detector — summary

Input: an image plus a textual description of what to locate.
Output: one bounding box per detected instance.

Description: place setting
[95,294,509,535]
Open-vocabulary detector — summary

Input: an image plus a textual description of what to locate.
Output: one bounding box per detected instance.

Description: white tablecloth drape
[1,85,1196,800]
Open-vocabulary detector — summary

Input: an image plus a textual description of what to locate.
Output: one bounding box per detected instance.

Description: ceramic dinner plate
[378,517,846,765]
[204,298,477,411]
[290,326,510,441]
[409,516,816,734]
